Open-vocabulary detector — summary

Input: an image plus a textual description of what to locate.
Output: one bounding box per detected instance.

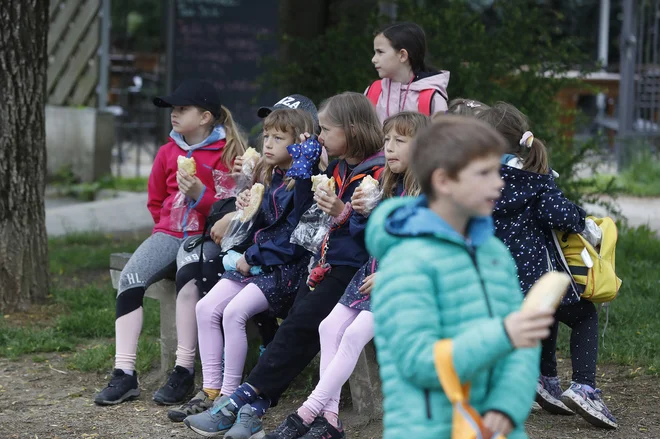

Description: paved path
[46,192,152,237]
[45,192,659,237]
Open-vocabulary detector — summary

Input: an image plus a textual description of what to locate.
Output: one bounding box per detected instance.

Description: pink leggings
[196,279,269,394]
[302,304,374,417]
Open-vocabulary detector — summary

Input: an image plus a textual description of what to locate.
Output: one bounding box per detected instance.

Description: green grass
[585,152,660,198]
[0,232,160,374]
[557,225,660,374]
[3,228,660,378]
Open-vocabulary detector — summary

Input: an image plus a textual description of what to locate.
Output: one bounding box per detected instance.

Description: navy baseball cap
[257,94,318,123]
[154,79,221,117]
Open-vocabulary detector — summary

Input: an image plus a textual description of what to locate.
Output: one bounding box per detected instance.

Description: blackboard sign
[167,0,279,130]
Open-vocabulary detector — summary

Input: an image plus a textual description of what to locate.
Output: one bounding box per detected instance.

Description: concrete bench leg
[348,341,383,419]
[145,280,178,373]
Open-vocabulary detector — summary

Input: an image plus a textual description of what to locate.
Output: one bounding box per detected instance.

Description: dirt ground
[0,354,658,439]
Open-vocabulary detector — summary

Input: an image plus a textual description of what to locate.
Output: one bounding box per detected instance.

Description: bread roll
[242,147,261,164]
[177,156,196,176]
[240,183,265,222]
[311,175,336,194]
[359,175,379,191]
[522,272,571,312]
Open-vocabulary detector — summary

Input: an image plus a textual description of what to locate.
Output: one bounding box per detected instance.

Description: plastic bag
[221,210,257,252]
[232,154,260,196]
[581,218,603,248]
[222,249,263,275]
[359,186,382,216]
[169,191,201,232]
[290,204,332,254]
[213,169,236,199]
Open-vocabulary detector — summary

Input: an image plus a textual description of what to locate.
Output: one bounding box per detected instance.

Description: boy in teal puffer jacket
[366,115,556,439]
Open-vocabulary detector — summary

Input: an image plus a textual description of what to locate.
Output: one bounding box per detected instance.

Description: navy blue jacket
[244,168,314,267]
[295,153,385,268]
[493,165,586,301]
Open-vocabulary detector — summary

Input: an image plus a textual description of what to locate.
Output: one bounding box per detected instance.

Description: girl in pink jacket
[95,79,246,407]
[366,22,450,122]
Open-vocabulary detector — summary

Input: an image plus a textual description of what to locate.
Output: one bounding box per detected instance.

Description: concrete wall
[46,105,115,182]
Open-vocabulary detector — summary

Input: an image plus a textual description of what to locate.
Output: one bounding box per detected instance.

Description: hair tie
[520,131,534,149]
[466,101,480,108]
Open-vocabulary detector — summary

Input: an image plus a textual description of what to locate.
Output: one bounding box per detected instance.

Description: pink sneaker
[562,382,618,429]
[536,375,574,415]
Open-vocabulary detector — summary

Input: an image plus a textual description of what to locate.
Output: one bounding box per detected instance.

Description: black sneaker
[265,413,309,439]
[300,417,345,439]
[153,366,195,405]
[94,369,140,406]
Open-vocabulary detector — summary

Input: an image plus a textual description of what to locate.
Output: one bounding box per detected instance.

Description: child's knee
[318,315,339,340]
[195,294,216,320]
[223,300,249,329]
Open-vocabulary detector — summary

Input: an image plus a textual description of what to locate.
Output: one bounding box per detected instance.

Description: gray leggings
[116,232,185,318]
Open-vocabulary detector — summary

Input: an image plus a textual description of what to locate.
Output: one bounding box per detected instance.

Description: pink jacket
[366,71,450,123]
[147,137,232,238]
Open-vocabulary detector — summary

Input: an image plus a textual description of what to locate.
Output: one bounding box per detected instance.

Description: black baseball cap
[154,79,221,117]
[257,94,318,123]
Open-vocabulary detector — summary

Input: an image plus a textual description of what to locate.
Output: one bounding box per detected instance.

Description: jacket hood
[367,196,494,260]
[409,71,450,94]
[495,164,557,214]
[169,124,227,152]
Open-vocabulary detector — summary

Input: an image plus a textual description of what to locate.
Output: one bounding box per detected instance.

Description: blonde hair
[381,112,429,198]
[476,102,549,175]
[255,109,315,191]
[212,105,247,170]
[318,92,383,161]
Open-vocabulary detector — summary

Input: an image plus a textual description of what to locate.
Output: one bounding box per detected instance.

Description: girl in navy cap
[95,79,247,407]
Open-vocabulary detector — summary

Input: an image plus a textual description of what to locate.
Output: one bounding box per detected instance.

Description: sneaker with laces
[561,382,618,429]
[536,375,574,415]
[300,417,345,439]
[153,365,195,405]
[265,413,309,439]
[94,369,140,405]
[167,390,215,422]
[225,404,265,439]
[184,395,239,437]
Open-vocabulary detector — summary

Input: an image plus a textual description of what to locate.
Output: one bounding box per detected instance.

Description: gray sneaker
[167,390,214,422]
[184,395,238,437]
[225,404,265,439]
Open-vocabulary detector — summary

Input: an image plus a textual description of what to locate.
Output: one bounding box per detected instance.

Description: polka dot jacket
[493,164,586,304]
[223,168,314,316]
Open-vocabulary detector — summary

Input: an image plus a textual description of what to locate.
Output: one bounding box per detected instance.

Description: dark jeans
[246,265,359,403]
[541,299,599,387]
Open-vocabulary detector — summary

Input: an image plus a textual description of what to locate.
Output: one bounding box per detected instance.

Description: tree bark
[0,0,50,312]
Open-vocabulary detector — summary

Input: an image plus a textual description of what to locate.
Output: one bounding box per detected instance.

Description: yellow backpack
[553,217,622,303]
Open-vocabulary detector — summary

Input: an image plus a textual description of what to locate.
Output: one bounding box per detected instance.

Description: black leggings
[541,299,599,387]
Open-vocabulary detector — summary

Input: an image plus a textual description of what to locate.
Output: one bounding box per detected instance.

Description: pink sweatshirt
[365,71,450,123]
[147,136,232,238]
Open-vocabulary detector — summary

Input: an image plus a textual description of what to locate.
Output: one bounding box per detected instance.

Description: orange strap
[434,340,471,402]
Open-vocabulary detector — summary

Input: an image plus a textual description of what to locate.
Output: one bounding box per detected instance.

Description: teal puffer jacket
[366,197,540,439]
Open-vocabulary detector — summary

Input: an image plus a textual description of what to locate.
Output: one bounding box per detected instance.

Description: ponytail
[216,105,247,169]
[476,102,550,175]
[523,137,549,175]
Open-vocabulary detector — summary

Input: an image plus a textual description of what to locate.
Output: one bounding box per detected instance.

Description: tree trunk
[0,0,50,312]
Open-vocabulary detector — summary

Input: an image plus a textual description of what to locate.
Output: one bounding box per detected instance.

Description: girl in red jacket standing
[95,79,246,406]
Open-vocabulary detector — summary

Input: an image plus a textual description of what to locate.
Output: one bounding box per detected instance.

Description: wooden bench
[109,252,383,419]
